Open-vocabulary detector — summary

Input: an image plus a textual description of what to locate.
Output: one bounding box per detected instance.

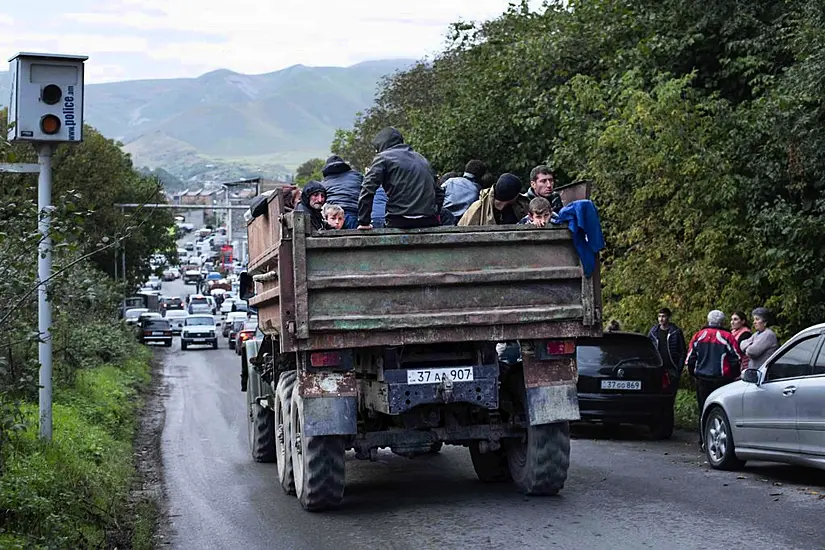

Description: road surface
[157,281,824,550]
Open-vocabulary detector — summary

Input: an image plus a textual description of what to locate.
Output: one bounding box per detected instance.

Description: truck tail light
[310,351,344,368]
[546,340,576,356]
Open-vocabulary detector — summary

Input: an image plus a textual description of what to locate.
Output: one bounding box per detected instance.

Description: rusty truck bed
[247,187,601,353]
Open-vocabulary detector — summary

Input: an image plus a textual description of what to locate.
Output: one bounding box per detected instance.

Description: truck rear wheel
[469,442,511,482]
[276,371,297,495]
[247,366,276,463]
[507,421,570,495]
[290,394,346,511]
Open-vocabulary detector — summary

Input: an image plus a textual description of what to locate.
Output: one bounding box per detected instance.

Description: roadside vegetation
[0,111,173,547]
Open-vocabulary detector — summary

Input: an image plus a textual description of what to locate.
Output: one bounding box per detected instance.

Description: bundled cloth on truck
[551,199,605,277]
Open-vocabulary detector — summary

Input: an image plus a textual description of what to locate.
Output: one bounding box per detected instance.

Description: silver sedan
[701,323,825,471]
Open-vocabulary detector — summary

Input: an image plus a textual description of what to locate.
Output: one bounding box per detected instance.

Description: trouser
[343,210,359,229]
[385,215,440,229]
[696,378,734,440]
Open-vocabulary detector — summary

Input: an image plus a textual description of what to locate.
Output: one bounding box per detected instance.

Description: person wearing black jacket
[358,127,444,229]
[294,180,327,230]
[648,307,687,392]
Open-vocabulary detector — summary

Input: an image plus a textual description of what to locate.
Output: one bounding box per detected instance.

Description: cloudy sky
[1,0,541,83]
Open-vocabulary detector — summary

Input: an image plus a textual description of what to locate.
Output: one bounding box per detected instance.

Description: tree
[294,158,325,186]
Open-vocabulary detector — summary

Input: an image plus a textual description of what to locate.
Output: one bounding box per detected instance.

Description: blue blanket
[551,200,605,277]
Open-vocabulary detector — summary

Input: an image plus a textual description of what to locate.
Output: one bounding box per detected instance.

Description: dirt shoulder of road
[131,351,172,549]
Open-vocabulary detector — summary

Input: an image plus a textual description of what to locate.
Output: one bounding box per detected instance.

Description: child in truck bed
[323,203,345,230]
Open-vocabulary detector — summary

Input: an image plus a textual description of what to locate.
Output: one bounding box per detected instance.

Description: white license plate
[193,339,207,343]
[601,380,642,390]
[407,368,473,385]
[152,332,164,336]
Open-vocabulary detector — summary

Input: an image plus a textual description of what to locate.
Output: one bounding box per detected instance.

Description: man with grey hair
[686,309,743,447]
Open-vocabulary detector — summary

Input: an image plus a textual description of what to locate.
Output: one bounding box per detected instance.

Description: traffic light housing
[7,52,88,143]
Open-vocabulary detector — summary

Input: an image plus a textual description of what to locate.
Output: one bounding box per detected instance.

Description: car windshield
[186,317,214,326]
[232,320,245,330]
[577,336,661,369]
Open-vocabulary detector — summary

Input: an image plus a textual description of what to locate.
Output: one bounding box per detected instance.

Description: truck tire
[507,421,570,496]
[276,371,297,495]
[469,442,511,482]
[247,366,276,463]
[290,393,346,511]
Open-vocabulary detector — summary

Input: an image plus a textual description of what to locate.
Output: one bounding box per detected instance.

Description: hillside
[0,59,412,183]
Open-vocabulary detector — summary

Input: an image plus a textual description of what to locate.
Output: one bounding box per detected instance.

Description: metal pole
[36,144,54,441]
[121,206,126,284]
[225,188,232,244]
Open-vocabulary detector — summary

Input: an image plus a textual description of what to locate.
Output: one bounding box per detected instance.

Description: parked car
[164,310,189,335]
[138,319,173,347]
[223,311,248,337]
[124,308,149,327]
[160,296,185,313]
[181,315,219,350]
[702,323,825,471]
[184,242,195,251]
[575,331,675,439]
[234,320,258,355]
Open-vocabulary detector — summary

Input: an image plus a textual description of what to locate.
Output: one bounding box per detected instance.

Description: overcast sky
[0,0,541,83]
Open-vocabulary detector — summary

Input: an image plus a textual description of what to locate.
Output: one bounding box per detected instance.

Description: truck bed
[247,185,601,353]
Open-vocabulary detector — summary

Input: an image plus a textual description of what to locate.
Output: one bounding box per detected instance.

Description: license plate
[601,380,642,390]
[193,339,206,343]
[407,367,473,385]
[152,332,164,336]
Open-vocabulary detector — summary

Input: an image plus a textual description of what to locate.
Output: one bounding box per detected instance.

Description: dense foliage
[333,0,825,337]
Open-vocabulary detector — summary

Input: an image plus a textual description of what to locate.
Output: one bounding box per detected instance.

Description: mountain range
[0,59,412,186]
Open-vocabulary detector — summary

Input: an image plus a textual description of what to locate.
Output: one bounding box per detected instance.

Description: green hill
[0,59,412,182]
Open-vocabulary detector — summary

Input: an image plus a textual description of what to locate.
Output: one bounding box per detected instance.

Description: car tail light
[164,331,172,336]
[143,331,151,336]
[239,332,253,341]
[310,351,344,367]
[545,340,576,356]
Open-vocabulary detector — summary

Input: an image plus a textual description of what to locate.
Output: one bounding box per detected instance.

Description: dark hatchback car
[576,332,675,439]
[160,296,184,313]
[138,319,173,347]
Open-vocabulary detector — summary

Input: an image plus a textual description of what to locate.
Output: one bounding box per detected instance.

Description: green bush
[0,355,151,548]
[674,389,700,431]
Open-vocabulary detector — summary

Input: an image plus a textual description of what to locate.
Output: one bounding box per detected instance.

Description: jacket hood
[322,155,352,177]
[372,127,404,153]
[301,180,327,209]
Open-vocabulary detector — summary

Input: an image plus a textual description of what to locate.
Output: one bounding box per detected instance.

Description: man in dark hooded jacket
[358,127,443,229]
[293,180,327,230]
[322,155,387,229]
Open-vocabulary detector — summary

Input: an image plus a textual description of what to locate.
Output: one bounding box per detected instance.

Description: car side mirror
[239,271,255,301]
[742,368,761,384]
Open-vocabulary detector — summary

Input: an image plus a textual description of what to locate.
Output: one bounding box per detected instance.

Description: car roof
[165,310,188,316]
[188,314,214,319]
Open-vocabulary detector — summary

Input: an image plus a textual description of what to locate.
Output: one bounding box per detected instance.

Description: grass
[674,388,700,431]
[0,349,154,549]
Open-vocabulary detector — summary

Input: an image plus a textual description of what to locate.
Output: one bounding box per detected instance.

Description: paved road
[157,282,825,550]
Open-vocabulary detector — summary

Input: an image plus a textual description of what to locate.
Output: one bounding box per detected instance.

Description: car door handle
[782,386,797,396]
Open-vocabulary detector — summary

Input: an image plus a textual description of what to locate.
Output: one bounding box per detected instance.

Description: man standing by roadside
[648,307,687,391]
[524,165,564,214]
[686,310,742,446]
[358,127,443,229]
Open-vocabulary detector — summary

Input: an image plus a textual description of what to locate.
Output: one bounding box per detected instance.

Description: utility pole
[36,145,55,439]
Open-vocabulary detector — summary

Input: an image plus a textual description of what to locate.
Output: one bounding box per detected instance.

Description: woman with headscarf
[739,307,779,369]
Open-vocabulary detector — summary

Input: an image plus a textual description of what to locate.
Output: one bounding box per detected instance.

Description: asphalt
[156,281,825,550]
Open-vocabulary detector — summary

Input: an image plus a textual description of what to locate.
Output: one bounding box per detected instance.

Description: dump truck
[241,181,601,511]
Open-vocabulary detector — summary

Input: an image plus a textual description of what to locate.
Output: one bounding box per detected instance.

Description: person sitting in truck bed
[517,196,554,227]
[458,173,529,226]
[357,127,444,230]
[294,181,327,230]
[322,203,345,230]
[441,160,487,221]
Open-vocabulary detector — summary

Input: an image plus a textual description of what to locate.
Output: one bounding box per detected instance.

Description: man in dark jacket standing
[648,307,687,392]
[358,127,443,229]
[686,310,742,445]
[293,180,327,231]
[321,155,362,229]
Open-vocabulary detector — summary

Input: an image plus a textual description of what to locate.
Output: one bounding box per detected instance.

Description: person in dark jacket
[648,307,687,391]
[294,180,327,230]
[686,310,742,445]
[524,165,563,214]
[321,155,363,229]
[358,127,444,229]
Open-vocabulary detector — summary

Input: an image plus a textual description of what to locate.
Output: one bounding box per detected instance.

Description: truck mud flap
[523,355,580,425]
[297,370,357,437]
[360,364,499,415]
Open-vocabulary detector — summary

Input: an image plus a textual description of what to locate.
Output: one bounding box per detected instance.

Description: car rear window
[145,320,171,330]
[577,335,661,369]
[190,297,208,305]
[242,322,258,331]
